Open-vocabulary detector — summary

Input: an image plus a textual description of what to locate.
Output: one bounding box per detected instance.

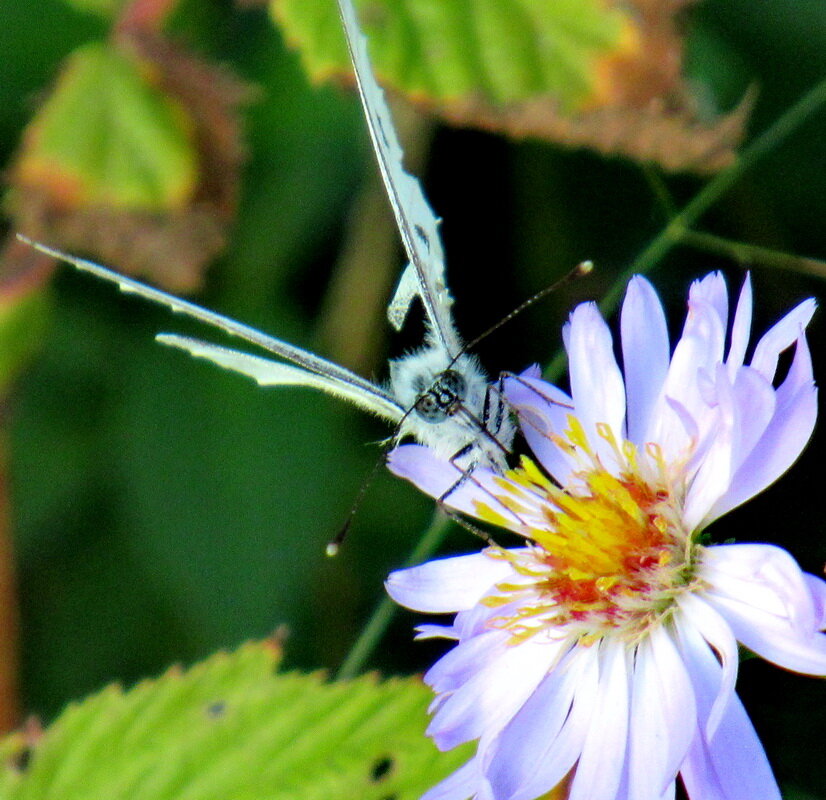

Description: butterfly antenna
[326,447,390,556]
[462,260,593,355]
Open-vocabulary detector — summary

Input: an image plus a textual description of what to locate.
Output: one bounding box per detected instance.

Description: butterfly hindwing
[157,335,404,422]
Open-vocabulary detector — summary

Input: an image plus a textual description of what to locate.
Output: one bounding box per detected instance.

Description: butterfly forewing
[335,0,460,357]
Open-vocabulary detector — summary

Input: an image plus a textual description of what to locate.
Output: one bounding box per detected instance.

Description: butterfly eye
[414,370,467,423]
[438,370,466,399]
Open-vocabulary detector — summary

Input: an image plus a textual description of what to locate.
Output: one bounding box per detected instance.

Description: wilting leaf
[8,32,250,291]
[0,640,470,800]
[272,0,751,173]
[0,238,54,396]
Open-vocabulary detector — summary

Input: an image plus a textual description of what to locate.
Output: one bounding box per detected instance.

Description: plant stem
[336,510,451,681]
[681,231,826,279]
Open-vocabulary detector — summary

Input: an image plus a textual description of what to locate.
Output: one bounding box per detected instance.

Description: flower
[386,273,825,800]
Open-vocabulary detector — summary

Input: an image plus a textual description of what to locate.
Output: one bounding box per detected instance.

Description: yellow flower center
[476,418,699,643]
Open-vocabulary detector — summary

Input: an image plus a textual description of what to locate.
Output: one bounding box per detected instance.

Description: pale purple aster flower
[386,273,825,800]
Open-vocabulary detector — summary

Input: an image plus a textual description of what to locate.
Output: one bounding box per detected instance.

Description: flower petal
[424,629,510,695]
[414,624,457,640]
[749,298,816,382]
[707,346,817,521]
[484,643,598,800]
[568,639,630,800]
[427,635,566,751]
[688,272,729,336]
[621,276,670,445]
[565,302,626,449]
[705,586,826,675]
[726,274,753,376]
[386,444,521,525]
[805,573,826,630]
[628,626,696,800]
[504,374,576,486]
[386,551,516,613]
[676,594,739,738]
[728,367,776,474]
[678,619,780,800]
[421,757,483,800]
[701,544,816,634]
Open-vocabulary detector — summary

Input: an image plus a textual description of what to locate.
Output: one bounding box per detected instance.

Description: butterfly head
[413,369,466,422]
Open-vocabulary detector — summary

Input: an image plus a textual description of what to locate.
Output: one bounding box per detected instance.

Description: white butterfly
[21,0,514,480]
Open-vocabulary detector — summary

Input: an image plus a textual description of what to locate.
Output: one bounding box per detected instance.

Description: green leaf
[271,0,630,109]
[0,641,470,799]
[0,284,51,396]
[56,0,126,18]
[15,41,197,211]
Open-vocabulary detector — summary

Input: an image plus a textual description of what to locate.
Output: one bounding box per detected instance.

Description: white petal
[427,636,564,751]
[386,445,523,526]
[568,639,630,800]
[682,367,736,529]
[701,544,815,633]
[415,624,458,640]
[776,330,814,403]
[504,375,576,486]
[681,290,727,366]
[728,367,776,475]
[484,644,598,800]
[386,551,516,613]
[704,587,826,675]
[707,376,817,521]
[726,274,753,376]
[628,626,696,800]
[749,298,816,381]
[421,757,481,800]
[425,629,509,694]
[648,301,723,463]
[678,620,780,800]
[621,276,670,445]
[805,573,826,630]
[566,302,626,450]
[688,273,729,334]
[676,595,739,737]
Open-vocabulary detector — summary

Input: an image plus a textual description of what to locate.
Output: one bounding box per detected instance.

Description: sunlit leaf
[271,0,751,173]
[273,0,631,109]
[13,41,196,211]
[8,33,250,291]
[0,640,470,799]
[56,0,127,19]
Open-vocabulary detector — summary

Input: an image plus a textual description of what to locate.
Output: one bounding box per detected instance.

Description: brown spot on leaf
[429,85,754,175]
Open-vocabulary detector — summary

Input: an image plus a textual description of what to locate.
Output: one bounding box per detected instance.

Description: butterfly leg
[435,444,526,534]
[481,373,509,438]
[498,371,573,411]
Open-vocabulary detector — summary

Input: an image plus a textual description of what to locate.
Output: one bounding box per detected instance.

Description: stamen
[474,433,700,642]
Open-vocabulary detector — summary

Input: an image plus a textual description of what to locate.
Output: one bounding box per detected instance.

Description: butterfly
[21,0,514,484]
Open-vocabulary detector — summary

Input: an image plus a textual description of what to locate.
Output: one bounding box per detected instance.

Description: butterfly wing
[22,237,403,419]
[335,0,461,357]
[157,335,404,422]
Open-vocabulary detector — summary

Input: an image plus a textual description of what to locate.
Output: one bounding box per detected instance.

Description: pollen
[477,419,699,642]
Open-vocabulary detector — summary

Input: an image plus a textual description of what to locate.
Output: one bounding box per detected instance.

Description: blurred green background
[1,0,825,796]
